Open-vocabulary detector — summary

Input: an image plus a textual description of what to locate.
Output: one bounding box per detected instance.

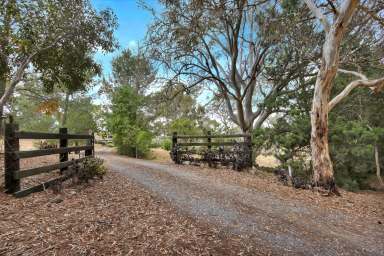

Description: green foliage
[135,130,153,156]
[160,138,172,151]
[253,81,312,171]
[253,112,312,182]
[9,77,99,135]
[66,97,98,134]
[106,85,152,157]
[329,119,384,190]
[0,0,117,99]
[10,81,57,132]
[148,84,212,136]
[327,71,384,190]
[255,70,384,191]
[168,118,202,135]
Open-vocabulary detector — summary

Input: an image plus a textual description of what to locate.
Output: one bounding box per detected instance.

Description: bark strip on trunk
[310,66,339,195]
[375,144,384,188]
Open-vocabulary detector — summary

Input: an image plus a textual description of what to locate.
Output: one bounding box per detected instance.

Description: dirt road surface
[98,150,384,256]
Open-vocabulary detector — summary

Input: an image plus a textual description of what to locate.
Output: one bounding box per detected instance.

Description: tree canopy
[0,0,117,108]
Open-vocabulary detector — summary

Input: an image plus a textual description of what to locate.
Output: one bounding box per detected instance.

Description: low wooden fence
[170,132,253,170]
[4,123,94,197]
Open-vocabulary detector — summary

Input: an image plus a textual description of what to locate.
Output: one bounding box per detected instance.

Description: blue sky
[91,0,158,77]
[90,1,212,104]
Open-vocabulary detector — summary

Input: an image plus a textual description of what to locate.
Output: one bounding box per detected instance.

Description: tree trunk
[61,92,70,127]
[374,144,384,188]
[305,0,358,196]
[0,78,5,136]
[310,66,340,195]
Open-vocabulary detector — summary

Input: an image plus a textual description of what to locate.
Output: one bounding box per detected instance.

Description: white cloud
[127,40,138,50]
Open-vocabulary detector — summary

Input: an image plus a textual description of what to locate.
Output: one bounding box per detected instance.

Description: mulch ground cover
[1,151,383,255]
[0,169,268,256]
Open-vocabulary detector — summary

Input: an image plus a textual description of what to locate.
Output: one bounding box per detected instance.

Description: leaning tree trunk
[310,64,340,195]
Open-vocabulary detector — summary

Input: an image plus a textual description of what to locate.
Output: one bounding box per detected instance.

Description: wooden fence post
[59,128,68,174]
[4,122,20,193]
[172,132,178,150]
[207,131,212,150]
[92,132,95,156]
[245,134,253,167]
[172,132,180,164]
[85,131,93,157]
[207,131,212,167]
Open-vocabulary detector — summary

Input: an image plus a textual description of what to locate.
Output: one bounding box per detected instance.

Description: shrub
[135,130,153,157]
[77,157,107,182]
[35,140,58,149]
[106,86,153,158]
[161,138,172,151]
[168,118,201,135]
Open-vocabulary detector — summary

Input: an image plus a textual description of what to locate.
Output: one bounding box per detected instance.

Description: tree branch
[338,68,367,80]
[304,0,331,32]
[329,76,384,111]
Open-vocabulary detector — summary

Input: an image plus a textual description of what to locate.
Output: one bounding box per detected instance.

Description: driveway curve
[98,150,384,256]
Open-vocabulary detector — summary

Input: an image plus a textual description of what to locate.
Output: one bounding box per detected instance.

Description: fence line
[171,131,253,169]
[4,122,94,197]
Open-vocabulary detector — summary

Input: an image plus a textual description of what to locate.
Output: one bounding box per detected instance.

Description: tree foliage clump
[330,120,384,191]
[106,85,152,157]
[0,0,117,109]
[328,74,384,190]
[9,78,98,134]
[255,74,384,191]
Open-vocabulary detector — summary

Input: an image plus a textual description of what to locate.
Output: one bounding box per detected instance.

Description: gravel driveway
[98,151,384,256]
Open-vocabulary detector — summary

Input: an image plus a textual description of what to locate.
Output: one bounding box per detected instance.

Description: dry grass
[146,148,172,163]
[255,154,280,168]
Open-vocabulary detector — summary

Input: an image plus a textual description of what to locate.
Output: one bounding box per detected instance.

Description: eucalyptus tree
[303,0,384,194]
[146,0,320,133]
[0,0,117,113]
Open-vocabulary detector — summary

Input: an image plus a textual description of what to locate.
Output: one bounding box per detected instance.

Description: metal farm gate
[170,132,253,171]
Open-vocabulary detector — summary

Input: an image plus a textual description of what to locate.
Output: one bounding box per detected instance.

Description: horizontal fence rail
[175,134,250,139]
[14,157,89,179]
[16,145,93,159]
[4,123,95,197]
[13,174,71,198]
[177,142,248,147]
[15,131,93,140]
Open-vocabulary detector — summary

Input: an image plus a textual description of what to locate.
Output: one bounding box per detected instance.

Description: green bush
[79,157,107,182]
[160,138,172,151]
[106,85,153,158]
[135,130,153,157]
[168,118,201,135]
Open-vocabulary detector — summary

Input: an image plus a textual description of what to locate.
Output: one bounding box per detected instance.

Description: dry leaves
[0,172,267,256]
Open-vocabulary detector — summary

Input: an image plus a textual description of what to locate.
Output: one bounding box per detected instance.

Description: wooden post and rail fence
[4,122,94,197]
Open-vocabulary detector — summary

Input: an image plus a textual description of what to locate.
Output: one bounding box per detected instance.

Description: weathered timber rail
[4,123,94,197]
[170,132,253,170]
